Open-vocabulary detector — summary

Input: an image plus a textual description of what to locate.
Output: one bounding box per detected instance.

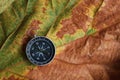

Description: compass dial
[26,36,55,66]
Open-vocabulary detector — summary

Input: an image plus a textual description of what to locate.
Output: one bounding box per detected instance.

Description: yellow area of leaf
[0,0,15,14]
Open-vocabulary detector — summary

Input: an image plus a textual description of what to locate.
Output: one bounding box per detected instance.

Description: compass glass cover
[26,36,55,66]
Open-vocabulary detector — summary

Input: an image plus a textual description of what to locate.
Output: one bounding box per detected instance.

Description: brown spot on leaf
[22,20,41,51]
[42,7,46,13]
[72,1,90,31]
[45,0,48,6]
[72,0,102,31]
[56,0,102,38]
[93,0,120,31]
[56,19,78,38]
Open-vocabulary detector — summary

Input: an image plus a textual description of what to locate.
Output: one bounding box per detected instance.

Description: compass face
[26,36,55,66]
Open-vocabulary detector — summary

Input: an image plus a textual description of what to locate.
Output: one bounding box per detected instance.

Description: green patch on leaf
[86,27,96,35]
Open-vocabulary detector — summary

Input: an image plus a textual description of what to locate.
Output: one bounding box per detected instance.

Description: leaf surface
[0,0,120,80]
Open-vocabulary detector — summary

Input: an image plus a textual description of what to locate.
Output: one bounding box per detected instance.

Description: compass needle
[38,46,41,50]
[41,45,44,49]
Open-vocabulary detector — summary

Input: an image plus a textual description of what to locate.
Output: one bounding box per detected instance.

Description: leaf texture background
[0,0,120,80]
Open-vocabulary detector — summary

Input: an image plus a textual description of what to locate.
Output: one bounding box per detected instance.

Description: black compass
[26,36,55,66]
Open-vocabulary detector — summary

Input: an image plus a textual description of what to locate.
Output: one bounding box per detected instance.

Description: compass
[26,36,55,66]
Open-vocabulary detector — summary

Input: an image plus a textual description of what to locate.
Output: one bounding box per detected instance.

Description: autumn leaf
[0,0,120,80]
